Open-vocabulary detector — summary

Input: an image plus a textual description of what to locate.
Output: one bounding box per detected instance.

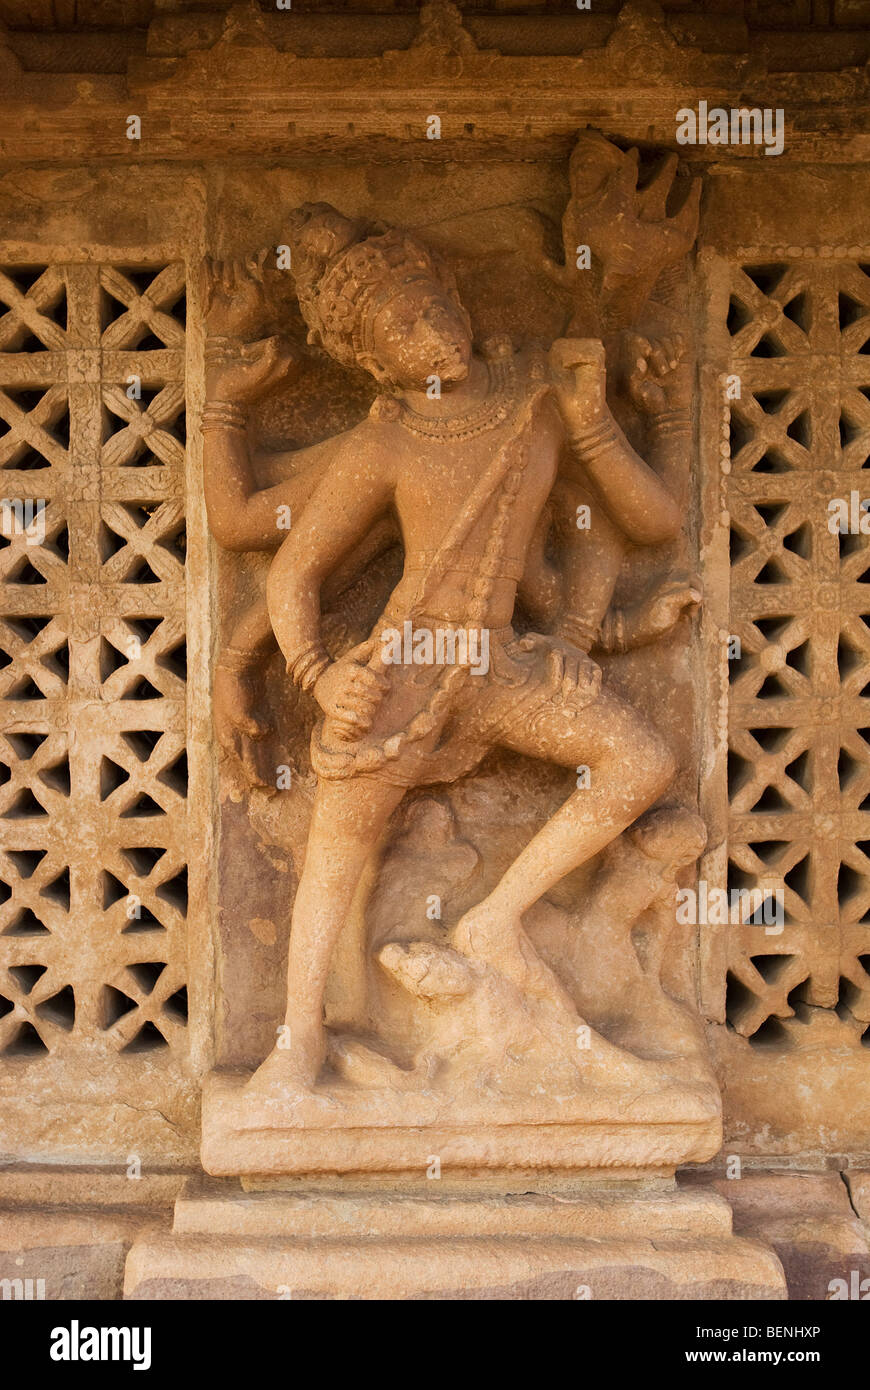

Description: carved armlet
[205,334,245,366]
[566,416,620,462]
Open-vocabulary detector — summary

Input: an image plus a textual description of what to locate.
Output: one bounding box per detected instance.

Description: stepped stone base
[0,1166,184,1301]
[124,1179,786,1301]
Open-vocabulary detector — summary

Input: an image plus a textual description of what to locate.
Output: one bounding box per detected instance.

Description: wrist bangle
[655,408,691,436]
[568,417,619,461]
[202,400,248,432]
[287,643,330,691]
[217,645,253,673]
[205,335,244,367]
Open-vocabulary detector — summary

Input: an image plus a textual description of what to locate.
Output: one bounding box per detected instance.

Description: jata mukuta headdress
[285,202,466,369]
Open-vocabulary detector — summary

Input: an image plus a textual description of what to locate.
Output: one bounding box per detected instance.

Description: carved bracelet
[567,417,619,462]
[216,646,254,673]
[287,643,331,692]
[202,400,248,432]
[205,334,245,366]
[654,408,691,437]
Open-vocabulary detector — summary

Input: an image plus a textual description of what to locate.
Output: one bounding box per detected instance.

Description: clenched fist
[314,658,389,742]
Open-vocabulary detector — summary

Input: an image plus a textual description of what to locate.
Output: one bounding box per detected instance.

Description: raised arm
[204,394,343,552]
[550,338,681,547]
[623,329,693,509]
[543,334,698,656]
[201,254,343,552]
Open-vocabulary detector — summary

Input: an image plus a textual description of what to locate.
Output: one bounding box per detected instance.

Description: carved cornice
[577,0,760,86]
[0,0,868,163]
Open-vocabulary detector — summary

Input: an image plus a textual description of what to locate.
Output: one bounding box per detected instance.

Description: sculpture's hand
[214,662,269,786]
[627,333,692,417]
[549,338,608,437]
[313,658,388,741]
[206,335,302,408]
[518,632,602,706]
[629,572,702,646]
[202,252,274,341]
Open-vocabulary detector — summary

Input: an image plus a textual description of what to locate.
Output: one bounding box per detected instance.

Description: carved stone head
[285,201,472,390]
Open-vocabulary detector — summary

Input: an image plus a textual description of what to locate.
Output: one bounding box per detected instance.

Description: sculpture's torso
[383,352,563,630]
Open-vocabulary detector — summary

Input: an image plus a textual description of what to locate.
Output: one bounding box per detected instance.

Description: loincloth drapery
[310,620,600,787]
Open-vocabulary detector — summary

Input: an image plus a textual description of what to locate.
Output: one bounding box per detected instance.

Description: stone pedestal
[124,1179,786,1300]
[200,1069,723,1178]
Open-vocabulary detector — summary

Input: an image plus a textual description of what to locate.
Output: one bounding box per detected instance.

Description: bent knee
[591,708,676,805]
[630,726,676,801]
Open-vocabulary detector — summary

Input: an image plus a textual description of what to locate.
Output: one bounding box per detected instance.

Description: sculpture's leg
[453,690,675,972]
[253,773,405,1090]
[550,808,706,1021]
[526,807,709,1056]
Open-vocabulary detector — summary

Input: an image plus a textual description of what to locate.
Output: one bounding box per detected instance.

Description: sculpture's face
[367,279,472,390]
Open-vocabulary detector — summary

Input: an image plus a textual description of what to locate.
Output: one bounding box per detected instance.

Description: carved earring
[358,353,395,390]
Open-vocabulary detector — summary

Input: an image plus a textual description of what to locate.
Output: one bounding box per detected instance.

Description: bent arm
[267,439,394,685]
[545,480,628,651]
[517,504,561,628]
[204,424,342,552]
[218,514,400,672]
[645,409,692,512]
[562,413,681,546]
[219,592,276,668]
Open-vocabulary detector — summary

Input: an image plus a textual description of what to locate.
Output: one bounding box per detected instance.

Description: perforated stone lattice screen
[0,259,190,1062]
[703,251,870,1051]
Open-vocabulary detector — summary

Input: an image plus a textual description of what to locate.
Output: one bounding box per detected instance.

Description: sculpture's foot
[246,1020,325,1098]
[329,1034,433,1090]
[450,902,532,984]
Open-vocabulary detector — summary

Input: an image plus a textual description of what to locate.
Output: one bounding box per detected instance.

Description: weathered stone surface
[0,1207,156,1301]
[125,1182,786,1301]
[685,1173,870,1302]
[844,1171,870,1227]
[0,1165,187,1209]
[0,0,867,1301]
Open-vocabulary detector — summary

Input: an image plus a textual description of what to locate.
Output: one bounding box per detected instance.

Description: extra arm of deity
[624,330,693,507]
[550,339,682,547]
[218,591,277,674]
[516,505,561,629]
[644,407,692,506]
[538,336,697,655]
[593,571,705,655]
[201,256,379,554]
[203,410,339,553]
[553,497,627,653]
[216,514,400,677]
[213,597,275,783]
[202,293,344,552]
[521,484,661,654]
[267,437,395,690]
[213,514,399,781]
[562,413,681,546]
